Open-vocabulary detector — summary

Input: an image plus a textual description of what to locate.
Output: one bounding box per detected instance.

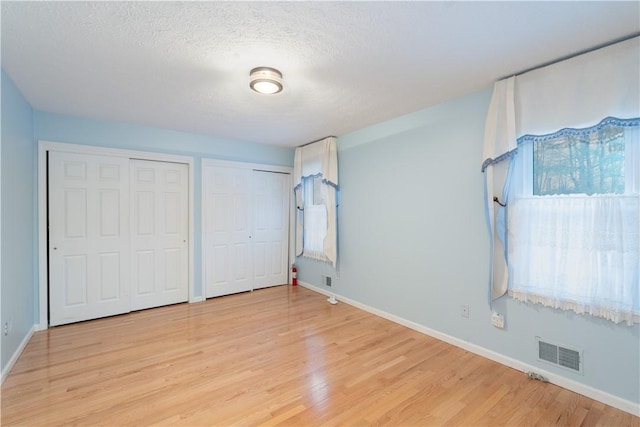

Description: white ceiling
[2,1,639,147]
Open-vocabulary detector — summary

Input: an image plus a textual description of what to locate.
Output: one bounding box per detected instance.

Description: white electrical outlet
[492,312,505,329]
[461,305,469,318]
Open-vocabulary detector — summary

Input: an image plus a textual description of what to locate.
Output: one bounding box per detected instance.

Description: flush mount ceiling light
[249,67,283,94]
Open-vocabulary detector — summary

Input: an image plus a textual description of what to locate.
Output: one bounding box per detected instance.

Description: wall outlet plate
[461,305,469,318]
[492,312,505,329]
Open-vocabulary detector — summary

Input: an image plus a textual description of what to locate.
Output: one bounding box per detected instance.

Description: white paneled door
[252,171,289,289]
[49,152,130,326]
[49,152,189,326]
[203,166,253,298]
[130,160,189,311]
[203,162,290,298]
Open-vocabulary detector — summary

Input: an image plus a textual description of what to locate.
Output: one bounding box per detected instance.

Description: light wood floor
[2,286,638,426]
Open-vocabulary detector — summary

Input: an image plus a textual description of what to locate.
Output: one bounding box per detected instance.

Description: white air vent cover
[536,337,583,374]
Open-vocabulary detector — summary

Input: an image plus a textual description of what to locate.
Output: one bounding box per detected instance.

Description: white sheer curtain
[301,177,328,261]
[508,194,639,325]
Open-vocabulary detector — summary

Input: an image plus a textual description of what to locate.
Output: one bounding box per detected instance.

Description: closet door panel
[130,160,189,310]
[204,166,252,298]
[252,171,289,289]
[49,151,130,326]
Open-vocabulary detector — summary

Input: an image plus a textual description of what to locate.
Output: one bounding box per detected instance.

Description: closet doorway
[202,160,291,298]
[39,141,194,328]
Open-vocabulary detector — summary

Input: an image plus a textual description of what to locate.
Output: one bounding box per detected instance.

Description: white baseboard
[1,325,36,384]
[189,296,205,303]
[298,281,640,417]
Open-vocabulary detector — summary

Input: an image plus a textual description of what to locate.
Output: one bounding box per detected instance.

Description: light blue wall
[34,111,295,304]
[35,112,294,166]
[1,70,36,373]
[3,67,638,406]
[296,87,640,405]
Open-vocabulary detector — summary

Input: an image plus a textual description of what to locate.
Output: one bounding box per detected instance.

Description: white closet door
[252,171,290,289]
[130,160,189,310]
[49,151,130,326]
[203,166,253,298]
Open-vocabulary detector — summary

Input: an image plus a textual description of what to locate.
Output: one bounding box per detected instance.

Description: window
[302,176,328,260]
[507,118,639,325]
[293,136,338,266]
[533,126,626,196]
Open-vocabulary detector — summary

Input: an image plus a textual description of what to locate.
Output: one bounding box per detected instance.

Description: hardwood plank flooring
[1,286,638,426]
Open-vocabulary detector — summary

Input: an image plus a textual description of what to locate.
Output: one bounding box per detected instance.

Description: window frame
[301,175,328,261]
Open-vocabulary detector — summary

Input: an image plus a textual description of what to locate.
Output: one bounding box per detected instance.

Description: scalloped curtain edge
[509,289,640,326]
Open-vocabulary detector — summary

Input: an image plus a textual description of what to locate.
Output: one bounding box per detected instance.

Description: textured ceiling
[2,1,639,147]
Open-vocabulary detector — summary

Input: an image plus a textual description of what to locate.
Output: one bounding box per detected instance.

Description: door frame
[200,158,294,298]
[37,140,196,330]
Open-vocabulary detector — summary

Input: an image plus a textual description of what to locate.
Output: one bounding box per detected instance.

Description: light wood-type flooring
[2,286,638,426]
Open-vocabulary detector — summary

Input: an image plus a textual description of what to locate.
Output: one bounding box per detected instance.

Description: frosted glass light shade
[250,67,283,94]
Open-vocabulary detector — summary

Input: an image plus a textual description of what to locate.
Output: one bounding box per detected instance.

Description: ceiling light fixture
[249,67,283,95]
